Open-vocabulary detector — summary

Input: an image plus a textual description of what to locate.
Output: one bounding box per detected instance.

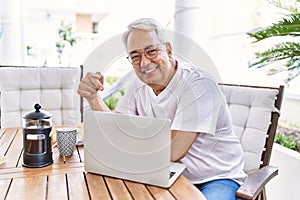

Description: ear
[165,42,173,58]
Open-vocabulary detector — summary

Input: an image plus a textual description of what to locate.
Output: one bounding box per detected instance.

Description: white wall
[281,94,300,125]
[21,0,112,67]
[267,144,300,200]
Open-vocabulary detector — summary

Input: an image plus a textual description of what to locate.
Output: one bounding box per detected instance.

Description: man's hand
[77,72,104,100]
[77,72,110,111]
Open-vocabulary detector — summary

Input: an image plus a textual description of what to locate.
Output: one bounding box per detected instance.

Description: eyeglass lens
[128,46,160,65]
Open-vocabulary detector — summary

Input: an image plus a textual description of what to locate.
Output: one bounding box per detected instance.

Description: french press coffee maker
[22,103,53,168]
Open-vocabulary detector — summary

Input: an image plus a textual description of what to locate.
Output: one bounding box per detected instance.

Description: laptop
[84,110,186,188]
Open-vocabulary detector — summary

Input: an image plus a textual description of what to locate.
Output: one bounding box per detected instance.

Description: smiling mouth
[141,65,158,74]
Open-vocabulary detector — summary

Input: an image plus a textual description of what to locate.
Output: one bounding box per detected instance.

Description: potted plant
[56,21,78,66]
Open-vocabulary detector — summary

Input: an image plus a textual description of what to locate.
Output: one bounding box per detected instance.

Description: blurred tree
[56,21,78,65]
[248,0,300,83]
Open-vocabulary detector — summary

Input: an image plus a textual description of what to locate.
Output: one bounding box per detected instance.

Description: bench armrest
[236,165,278,200]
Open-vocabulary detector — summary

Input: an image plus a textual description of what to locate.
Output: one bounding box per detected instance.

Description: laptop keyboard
[169,171,176,179]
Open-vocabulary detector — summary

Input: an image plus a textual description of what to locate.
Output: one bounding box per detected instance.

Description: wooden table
[0,127,206,200]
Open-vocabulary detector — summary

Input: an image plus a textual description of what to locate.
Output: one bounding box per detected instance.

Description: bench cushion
[219,85,278,174]
[0,67,81,128]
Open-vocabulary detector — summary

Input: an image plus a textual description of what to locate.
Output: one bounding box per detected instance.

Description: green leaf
[104,96,119,110]
[248,14,300,42]
[249,42,300,67]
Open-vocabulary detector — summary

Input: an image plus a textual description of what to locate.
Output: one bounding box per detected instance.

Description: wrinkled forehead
[126,29,161,52]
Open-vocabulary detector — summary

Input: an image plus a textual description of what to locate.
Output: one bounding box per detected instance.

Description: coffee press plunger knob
[34,103,41,112]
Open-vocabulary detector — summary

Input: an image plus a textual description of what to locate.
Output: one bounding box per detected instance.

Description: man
[77,18,246,200]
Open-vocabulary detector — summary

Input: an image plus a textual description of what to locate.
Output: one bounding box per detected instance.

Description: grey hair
[122,18,167,49]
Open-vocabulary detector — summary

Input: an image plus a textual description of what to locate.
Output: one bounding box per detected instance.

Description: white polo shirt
[115,62,247,184]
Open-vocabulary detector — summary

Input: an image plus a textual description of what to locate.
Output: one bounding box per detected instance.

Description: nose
[140,53,151,66]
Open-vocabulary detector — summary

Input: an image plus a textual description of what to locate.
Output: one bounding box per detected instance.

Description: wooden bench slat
[105,177,133,200]
[86,173,112,200]
[0,128,18,156]
[147,185,175,200]
[125,180,154,200]
[67,172,90,200]
[6,130,23,168]
[6,176,47,199]
[47,174,68,200]
[0,179,11,199]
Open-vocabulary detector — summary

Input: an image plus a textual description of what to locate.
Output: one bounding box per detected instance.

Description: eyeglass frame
[126,44,165,66]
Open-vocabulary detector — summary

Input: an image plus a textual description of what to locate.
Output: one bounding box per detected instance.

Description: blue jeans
[195,179,240,200]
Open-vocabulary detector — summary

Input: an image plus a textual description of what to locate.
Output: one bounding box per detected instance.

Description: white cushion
[219,85,278,175]
[0,67,81,128]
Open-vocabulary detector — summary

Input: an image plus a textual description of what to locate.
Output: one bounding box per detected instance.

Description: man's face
[126,29,175,92]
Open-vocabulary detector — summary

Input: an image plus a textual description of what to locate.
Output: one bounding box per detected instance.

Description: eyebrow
[129,44,157,54]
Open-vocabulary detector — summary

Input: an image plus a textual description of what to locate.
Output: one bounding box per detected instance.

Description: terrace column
[174,0,201,47]
[173,0,221,82]
[0,0,25,65]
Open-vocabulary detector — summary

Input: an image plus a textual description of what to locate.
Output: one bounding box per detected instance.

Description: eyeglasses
[127,45,163,65]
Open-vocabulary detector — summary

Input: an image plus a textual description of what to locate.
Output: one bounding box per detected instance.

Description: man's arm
[85,94,111,112]
[171,130,199,162]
